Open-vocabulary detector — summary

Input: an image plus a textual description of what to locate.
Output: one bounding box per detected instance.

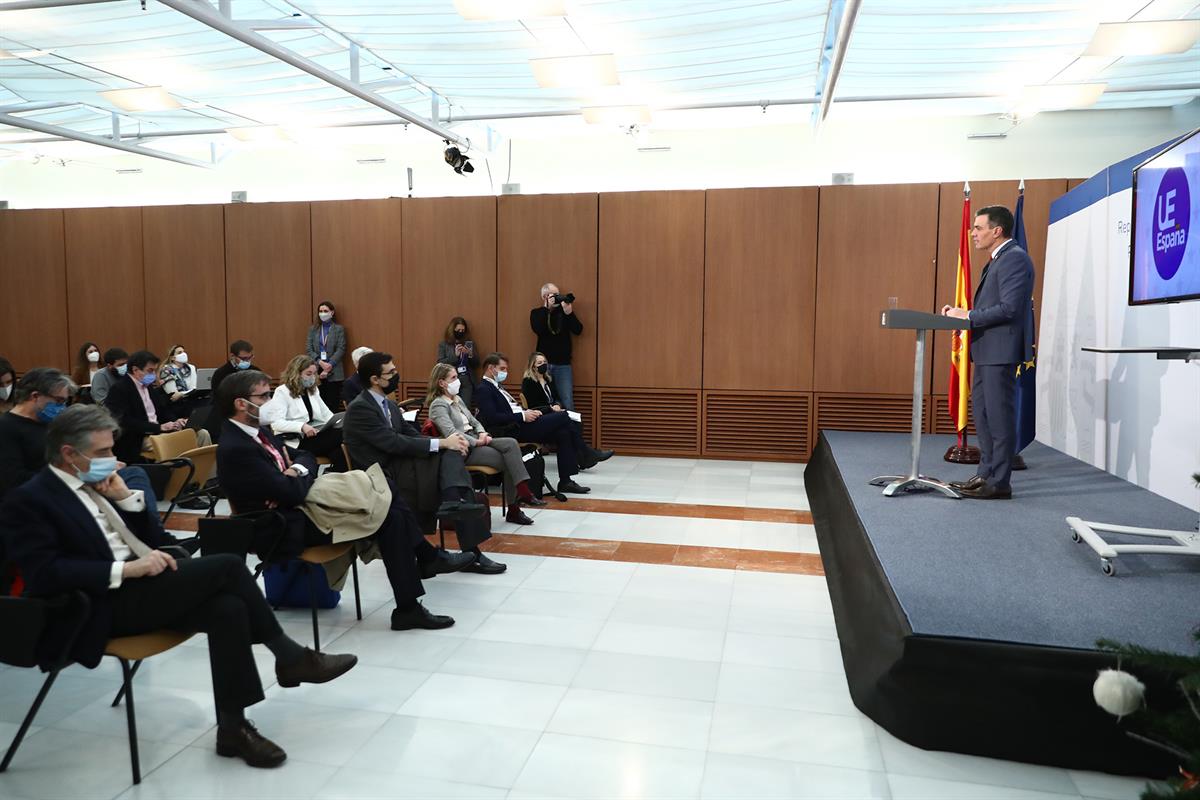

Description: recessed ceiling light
[99,86,182,112]
[530,53,618,88]
[454,0,565,20]
[226,125,292,142]
[582,105,651,125]
[1084,20,1200,56]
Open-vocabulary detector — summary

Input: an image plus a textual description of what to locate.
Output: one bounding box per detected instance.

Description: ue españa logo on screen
[1153,167,1189,281]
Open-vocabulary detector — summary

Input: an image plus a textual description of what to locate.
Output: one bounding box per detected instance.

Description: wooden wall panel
[597,388,700,455]
[64,207,145,362]
[0,210,68,371]
[814,184,940,394]
[401,196,497,383]
[598,191,705,389]
[930,180,1065,391]
[142,205,227,368]
[498,193,598,384]
[815,393,914,433]
[224,202,312,378]
[311,199,403,377]
[703,391,810,461]
[703,188,818,391]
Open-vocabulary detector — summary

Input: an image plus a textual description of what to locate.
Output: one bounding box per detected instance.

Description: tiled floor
[0,456,1153,800]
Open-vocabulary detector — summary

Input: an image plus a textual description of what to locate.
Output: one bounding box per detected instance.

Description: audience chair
[197,513,361,651]
[0,588,191,786]
[146,430,221,524]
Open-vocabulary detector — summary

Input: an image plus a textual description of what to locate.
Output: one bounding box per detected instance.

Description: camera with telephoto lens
[553,292,575,305]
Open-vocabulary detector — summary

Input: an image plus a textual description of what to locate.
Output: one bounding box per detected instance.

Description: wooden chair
[144,430,221,524]
[0,589,192,786]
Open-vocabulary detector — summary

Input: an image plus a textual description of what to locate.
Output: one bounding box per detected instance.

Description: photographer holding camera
[530,283,582,410]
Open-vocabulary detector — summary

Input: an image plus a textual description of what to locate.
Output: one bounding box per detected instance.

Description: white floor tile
[520,560,635,596]
[701,752,891,800]
[723,631,844,673]
[498,587,620,621]
[345,715,540,788]
[547,688,713,750]
[55,685,216,745]
[887,773,1082,800]
[329,628,465,672]
[472,612,605,649]
[716,663,859,717]
[420,580,515,611]
[117,746,337,800]
[397,672,566,731]
[708,703,884,771]
[572,651,721,702]
[0,728,186,800]
[511,732,707,799]
[593,620,726,662]
[0,671,123,728]
[438,638,588,686]
[876,726,1079,795]
[725,603,838,640]
[608,594,730,631]
[314,767,508,799]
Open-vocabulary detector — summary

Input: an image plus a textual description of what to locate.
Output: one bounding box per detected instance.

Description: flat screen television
[1129,126,1200,305]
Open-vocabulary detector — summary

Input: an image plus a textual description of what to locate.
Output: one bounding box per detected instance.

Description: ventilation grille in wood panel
[929,394,977,435]
[815,394,913,433]
[598,390,700,455]
[704,392,810,461]
[573,387,595,445]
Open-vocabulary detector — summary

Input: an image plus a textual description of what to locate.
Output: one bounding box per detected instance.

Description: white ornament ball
[1093,669,1145,718]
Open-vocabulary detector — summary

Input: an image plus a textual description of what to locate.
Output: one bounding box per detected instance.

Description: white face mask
[247,398,284,426]
[447,378,461,396]
[87,351,100,363]
[318,311,333,323]
[174,352,188,365]
[0,385,10,401]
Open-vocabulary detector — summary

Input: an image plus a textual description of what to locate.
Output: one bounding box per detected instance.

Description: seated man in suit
[0,405,357,768]
[210,339,255,396]
[0,367,173,539]
[343,351,505,575]
[475,353,606,495]
[103,350,211,465]
[215,369,473,629]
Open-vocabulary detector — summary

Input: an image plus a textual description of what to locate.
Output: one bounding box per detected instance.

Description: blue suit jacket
[474,380,524,432]
[1,468,172,667]
[970,241,1035,366]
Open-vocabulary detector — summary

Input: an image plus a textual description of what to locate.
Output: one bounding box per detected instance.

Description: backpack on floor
[263,560,341,609]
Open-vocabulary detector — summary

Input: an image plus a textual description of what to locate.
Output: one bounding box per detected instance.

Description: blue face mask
[236,360,252,370]
[115,364,128,376]
[139,373,156,387]
[73,454,119,484]
[495,370,508,383]
[37,401,67,423]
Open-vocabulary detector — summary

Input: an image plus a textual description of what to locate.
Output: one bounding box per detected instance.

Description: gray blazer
[428,395,486,445]
[306,322,347,381]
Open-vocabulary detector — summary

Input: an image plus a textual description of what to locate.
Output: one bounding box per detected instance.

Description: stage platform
[805,430,1199,776]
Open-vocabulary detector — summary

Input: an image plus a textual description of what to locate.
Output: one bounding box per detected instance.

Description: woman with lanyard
[435,316,478,411]
[306,300,347,412]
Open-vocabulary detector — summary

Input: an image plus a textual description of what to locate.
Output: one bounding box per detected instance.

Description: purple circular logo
[1152,166,1189,281]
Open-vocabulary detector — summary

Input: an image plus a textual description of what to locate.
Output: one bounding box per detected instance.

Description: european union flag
[1013,185,1036,453]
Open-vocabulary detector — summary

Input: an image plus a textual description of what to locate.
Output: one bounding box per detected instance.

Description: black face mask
[537,363,549,375]
[381,375,400,394]
[454,329,466,340]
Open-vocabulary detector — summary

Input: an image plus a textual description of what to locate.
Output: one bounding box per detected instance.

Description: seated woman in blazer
[426,363,545,525]
[158,343,204,417]
[521,351,612,465]
[266,355,347,471]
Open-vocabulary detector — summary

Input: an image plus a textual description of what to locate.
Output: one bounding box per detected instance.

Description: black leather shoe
[391,603,455,630]
[216,721,287,768]
[462,553,508,574]
[949,476,986,491]
[520,495,548,507]
[960,483,1012,500]
[505,508,535,525]
[558,479,591,494]
[436,499,485,519]
[590,449,614,463]
[179,497,213,510]
[420,549,476,579]
[275,648,358,688]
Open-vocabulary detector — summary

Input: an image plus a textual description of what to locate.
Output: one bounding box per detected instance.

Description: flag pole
[945,180,981,463]
[960,181,969,452]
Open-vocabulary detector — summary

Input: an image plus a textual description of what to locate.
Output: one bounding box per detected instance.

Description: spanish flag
[948,184,973,440]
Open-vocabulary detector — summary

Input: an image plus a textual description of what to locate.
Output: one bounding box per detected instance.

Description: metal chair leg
[306,563,321,651]
[350,558,362,621]
[117,658,142,784]
[111,659,143,706]
[0,670,59,772]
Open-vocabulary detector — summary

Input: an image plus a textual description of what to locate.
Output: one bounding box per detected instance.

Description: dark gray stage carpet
[819,431,1200,655]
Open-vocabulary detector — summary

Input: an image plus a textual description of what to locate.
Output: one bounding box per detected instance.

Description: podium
[869,309,970,498]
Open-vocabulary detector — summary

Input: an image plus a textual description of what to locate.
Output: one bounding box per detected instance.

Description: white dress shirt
[482,376,524,416]
[49,465,146,589]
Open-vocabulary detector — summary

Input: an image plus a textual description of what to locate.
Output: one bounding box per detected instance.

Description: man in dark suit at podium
[942,205,1035,500]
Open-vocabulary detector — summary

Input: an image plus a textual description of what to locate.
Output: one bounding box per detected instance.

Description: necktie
[381,400,392,426]
[82,485,152,558]
[258,431,287,472]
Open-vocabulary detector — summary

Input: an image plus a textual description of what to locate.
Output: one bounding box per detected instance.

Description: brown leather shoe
[275,648,358,688]
[216,720,287,768]
[949,476,986,491]
[960,483,1012,500]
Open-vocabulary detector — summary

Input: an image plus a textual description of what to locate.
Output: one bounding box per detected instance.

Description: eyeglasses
[247,390,273,401]
[380,370,397,379]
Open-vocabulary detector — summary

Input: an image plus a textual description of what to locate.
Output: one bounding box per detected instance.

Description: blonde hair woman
[425,363,545,525]
[266,354,347,470]
[158,343,200,415]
